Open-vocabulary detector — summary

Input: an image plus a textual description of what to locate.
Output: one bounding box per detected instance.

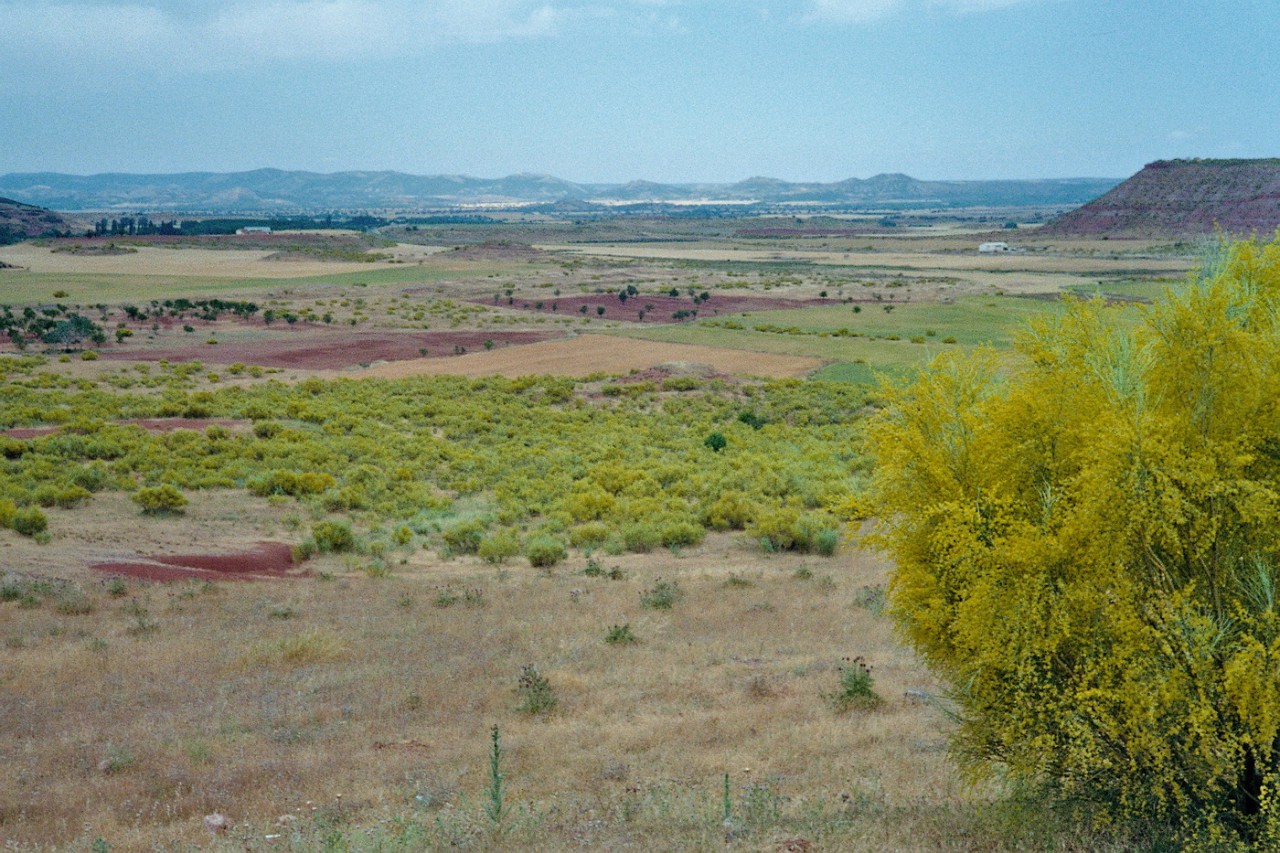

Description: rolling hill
[0,197,72,245]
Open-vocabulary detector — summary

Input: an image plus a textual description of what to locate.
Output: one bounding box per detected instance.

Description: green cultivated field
[610,295,1136,381]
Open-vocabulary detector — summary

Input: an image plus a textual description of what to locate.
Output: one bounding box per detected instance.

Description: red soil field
[91,542,298,583]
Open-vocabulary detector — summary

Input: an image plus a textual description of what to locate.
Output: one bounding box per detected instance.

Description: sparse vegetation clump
[824,656,881,712]
[516,663,557,714]
[640,578,682,609]
[604,623,638,645]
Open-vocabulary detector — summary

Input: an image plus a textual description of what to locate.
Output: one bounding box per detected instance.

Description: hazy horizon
[0,165,1128,182]
[2,1,1275,183]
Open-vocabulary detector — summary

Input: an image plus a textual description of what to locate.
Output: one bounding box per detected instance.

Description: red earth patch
[92,542,299,583]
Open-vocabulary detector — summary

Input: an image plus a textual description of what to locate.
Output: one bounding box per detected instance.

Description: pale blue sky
[1,0,1275,182]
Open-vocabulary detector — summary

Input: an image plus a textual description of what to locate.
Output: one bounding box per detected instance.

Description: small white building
[978,241,1010,253]
[236,226,272,235]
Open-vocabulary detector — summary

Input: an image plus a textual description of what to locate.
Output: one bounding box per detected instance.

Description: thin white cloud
[0,1,574,73]
[931,0,1034,11]
[0,0,1050,82]
[805,0,1042,24]
[804,0,906,24]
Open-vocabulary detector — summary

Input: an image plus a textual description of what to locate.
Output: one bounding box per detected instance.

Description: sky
[1,0,1276,182]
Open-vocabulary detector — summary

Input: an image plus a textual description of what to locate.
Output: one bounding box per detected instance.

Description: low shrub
[441,518,487,555]
[525,536,567,568]
[621,523,663,553]
[69,464,112,492]
[253,421,283,439]
[750,508,840,554]
[568,521,611,548]
[706,489,752,527]
[248,470,337,498]
[311,519,356,553]
[661,376,701,392]
[34,484,93,509]
[659,519,705,549]
[477,529,521,564]
[12,507,48,537]
[131,484,188,515]
[291,539,317,562]
[320,485,369,511]
[813,527,840,556]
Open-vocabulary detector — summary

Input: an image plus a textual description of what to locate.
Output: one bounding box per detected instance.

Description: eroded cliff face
[1045,159,1280,238]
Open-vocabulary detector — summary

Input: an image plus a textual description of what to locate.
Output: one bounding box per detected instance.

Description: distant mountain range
[0,169,1121,213]
[1045,159,1280,237]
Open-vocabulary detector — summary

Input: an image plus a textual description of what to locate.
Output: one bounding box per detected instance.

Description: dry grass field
[354,334,822,380]
[1,502,1115,851]
[0,241,444,279]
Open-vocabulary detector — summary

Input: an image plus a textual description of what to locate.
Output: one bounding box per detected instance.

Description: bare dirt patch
[91,542,299,582]
[355,333,823,379]
[93,329,560,370]
[0,491,301,583]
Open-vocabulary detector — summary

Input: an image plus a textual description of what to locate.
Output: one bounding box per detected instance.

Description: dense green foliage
[0,366,868,556]
[863,236,1280,846]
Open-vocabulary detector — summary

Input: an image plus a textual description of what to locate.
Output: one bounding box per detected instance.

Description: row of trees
[92,217,180,237]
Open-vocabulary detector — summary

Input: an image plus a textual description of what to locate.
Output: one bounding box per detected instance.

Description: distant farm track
[353,333,823,379]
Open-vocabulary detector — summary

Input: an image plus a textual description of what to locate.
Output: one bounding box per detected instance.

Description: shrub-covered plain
[0,370,867,555]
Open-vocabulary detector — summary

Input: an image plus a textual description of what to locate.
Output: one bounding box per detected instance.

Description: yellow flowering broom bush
[862,235,1280,845]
